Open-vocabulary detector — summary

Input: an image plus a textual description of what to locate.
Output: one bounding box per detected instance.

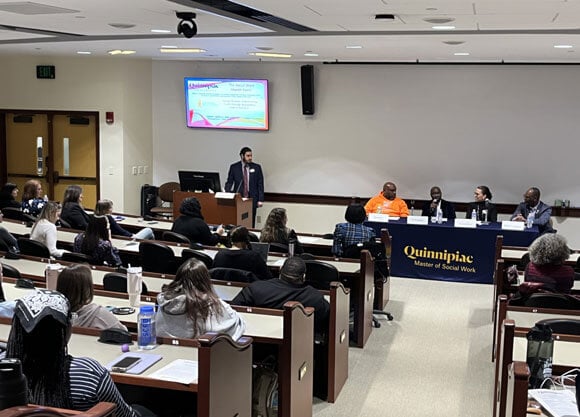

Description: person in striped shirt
[332,203,376,257]
[5,289,148,417]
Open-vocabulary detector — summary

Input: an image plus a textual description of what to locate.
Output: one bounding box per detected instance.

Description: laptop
[250,242,270,263]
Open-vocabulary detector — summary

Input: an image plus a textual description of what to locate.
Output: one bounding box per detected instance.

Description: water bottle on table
[526,211,535,229]
[138,305,156,350]
[471,209,477,221]
[435,205,443,224]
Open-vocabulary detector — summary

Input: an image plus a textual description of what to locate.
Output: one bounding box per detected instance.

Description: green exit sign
[36,65,55,79]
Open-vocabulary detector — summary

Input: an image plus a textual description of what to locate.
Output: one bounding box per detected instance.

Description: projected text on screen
[184,78,269,130]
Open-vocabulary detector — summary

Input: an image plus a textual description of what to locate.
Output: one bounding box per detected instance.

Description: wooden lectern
[172,191,253,228]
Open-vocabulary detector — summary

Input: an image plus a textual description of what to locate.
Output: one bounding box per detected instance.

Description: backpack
[252,357,278,417]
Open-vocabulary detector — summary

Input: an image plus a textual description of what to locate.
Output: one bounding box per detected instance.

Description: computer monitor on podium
[178,171,222,193]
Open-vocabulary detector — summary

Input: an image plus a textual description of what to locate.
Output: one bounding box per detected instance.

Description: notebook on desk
[529,388,579,417]
[251,242,270,262]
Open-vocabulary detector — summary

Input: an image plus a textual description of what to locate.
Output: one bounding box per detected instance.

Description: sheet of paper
[149,359,198,384]
[529,389,579,417]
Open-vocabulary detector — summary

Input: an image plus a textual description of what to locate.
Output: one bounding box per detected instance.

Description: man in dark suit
[510,187,554,234]
[225,146,264,226]
[421,186,456,220]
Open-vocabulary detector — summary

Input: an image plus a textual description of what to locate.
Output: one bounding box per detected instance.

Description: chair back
[61,252,92,264]
[248,232,260,242]
[518,252,531,270]
[304,260,340,290]
[1,263,21,279]
[181,249,213,269]
[57,218,72,229]
[162,231,191,244]
[343,240,389,281]
[158,182,180,203]
[1,207,27,222]
[17,238,50,258]
[523,293,580,309]
[209,267,258,283]
[103,272,148,294]
[535,318,580,335]
[138,242,178,274]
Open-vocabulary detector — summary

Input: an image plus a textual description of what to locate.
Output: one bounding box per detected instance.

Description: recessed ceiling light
[304,52,319,57]
[160,48,206,53]
[108,23,135,29]
[161,45,177,49]
[151,29,171,34]
[108,49,136,55]
[432,25,456,30]
[424,17,455,24]
[554,44,573,49]
[454,52,470,56]
[248,52,292,58]
[346,45,363,49]
[76,51,91,55]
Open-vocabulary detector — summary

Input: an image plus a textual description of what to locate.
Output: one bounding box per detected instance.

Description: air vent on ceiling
[0,2,79,15]
[443,41,465,45]
[192,0,316,32]
[375,14,396,20]
[423,17,455,24]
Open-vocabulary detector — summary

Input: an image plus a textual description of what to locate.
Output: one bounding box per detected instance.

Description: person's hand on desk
[513,214,526,222]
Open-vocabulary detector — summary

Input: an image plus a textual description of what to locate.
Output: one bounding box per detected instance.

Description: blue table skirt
[365,219,539,284]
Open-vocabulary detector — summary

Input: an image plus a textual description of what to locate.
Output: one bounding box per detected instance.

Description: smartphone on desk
[111,356,141,373]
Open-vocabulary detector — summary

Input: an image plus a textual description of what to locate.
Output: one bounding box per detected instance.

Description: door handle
[53,170,60,184]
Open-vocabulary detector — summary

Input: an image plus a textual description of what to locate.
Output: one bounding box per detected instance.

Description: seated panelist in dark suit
[224,146,264,226]
[511,187,554,234]
[465,185,497,222]
[421,186,456,220]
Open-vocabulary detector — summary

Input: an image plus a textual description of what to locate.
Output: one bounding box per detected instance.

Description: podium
[172,191,253,228]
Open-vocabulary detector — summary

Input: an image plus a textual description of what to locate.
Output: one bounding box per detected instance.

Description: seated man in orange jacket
[364,181,409,217]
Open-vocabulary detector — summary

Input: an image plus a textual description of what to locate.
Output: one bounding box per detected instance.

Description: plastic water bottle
[436,205,443,224]
[138,305,156,350]
[526,211,535,229]
[471,209,477,221]
[376,206,382,214]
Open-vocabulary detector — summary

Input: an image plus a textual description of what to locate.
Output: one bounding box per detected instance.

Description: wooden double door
[0,111,99,208]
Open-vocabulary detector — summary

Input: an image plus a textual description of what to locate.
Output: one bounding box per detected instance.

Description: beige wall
[0,55,152,213]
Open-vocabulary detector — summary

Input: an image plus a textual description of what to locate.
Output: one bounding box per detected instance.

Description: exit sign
[36,65,55,79]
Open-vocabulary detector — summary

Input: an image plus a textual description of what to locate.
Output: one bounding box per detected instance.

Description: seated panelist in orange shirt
[364,181,409,217]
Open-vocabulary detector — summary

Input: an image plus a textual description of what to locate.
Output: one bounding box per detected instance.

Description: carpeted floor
[313,276,495,417]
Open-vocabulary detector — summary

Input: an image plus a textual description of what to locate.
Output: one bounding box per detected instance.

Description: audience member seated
[332,203,376,257]
[213,226,271,280]
[56,264,127,331]
[511,187,554,234]
[421,186,456,220]
[0,183,20,211]
[524,233,574,293]
[156,258,245,340]
[60,185,90,231]
[465,185,497,222]
[0,225,19,254]
[30,201,66,258]
[6,289,146,417]
[171,197,224,246]
[259,207,303,254]
[95,199,154,240]
[232,256,329,335]
[21,179,45,217]
[73,215,122,267]
[364,181,409,217]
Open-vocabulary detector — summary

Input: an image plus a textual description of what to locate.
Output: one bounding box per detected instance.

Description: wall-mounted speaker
[301,65,315,115]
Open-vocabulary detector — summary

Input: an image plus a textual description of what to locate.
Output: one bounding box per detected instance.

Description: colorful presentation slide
[184,78,269,130]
